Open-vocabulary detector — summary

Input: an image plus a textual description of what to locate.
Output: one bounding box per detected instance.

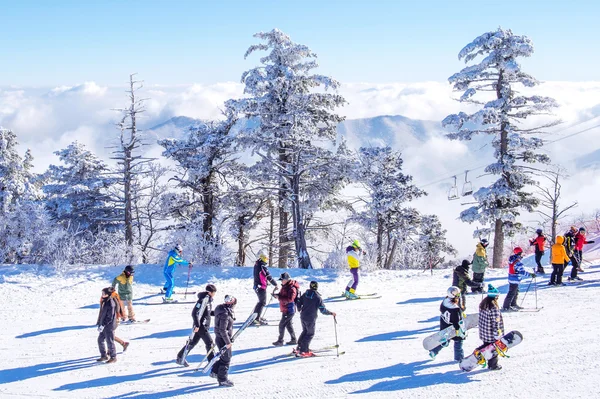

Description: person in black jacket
[452,260,482,310]
[96,287,120,363]
[252,251,278,325]
[295,281,336,357]
[176,284,217,367]
[429,286,465,362]
[211,295,237,387]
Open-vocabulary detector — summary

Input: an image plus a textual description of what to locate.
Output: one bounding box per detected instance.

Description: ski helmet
[310,281,319,290]
[352,239,361,249]
[205,284,217,293]
[124,265,135,274]
[536,228,543,235]
[175,244,183,252]
[579,227,586,232]
[224,295,237,306]
[570,226,577,232]
[480,238,488,246]
[447,286,461,299]
[513,247,523,255]
[258,250,268,262]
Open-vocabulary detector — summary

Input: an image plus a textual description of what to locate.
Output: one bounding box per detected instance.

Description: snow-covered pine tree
[354,146,426,269]
[417,214,457,274]
[442,28,559,269]
[230,28,347,269]
[44,141,120,234]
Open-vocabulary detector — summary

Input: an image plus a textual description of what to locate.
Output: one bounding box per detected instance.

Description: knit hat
[310,281,318,290]
[487,284,499,298]
[461,259,471,268]
[279,272,291,281]
[205,284,217,293]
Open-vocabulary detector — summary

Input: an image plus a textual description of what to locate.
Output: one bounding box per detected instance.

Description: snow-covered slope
[1,258,599,398]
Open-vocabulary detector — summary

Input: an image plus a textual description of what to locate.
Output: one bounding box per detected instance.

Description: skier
[563,226,577,281]
[295,281,336,357]
[272,272,299,346]
[471,238,489,293]
[210,295,237,387]
[549,236,571,286]
[569,227,595,281]
[112,265,136,322]
[252,250,278,325]
[477,284,504,371]
[502,247,535,311]
[429,286,465,362]
[452,260,482,310]
[529,228,546,274]
[344,239,366,299]
[162,244,191,302]
[96,287,121,363]
[176,284,217,367]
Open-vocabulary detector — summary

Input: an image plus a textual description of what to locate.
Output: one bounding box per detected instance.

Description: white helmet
[175,244,183,252]
[224,295,237,306]
[447,286,461,299]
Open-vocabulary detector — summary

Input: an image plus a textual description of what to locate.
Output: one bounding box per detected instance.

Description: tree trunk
[201,175,214,242]
[236,216,245,266]
[291,174,312,269]
[268,200,275,268]
[384,238,397,270]
[277,149,290,269]
[492,218,504,269]
[376,215,384,269]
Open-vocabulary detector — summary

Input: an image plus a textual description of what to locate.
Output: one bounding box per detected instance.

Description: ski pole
[520,277,533,307]
[534,275,538,309]
[184,263,192,300]
[334,315,339,358]
[260,287,277,323]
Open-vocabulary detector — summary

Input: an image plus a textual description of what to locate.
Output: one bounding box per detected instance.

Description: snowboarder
[272,272,299,346]
[471,238,489,293]
[96,287,121,363]
[112,265,136,322]
[529,228,546,274]
[452,260,482,310]
[549,236,571,286]
[569,227,595,281]
[211,295,237,387]
[252,250,278,325]
[295,281,336,357]
[344,239,366,299]
[162,244,191,302]
[176,284,217,367]
[429,286,465,362]
[476,284,504,371]
[502,247,535,311]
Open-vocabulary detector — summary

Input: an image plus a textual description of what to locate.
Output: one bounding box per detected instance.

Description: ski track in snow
[1,256,600,398]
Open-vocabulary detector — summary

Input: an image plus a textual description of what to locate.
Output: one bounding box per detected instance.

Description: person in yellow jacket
[549,236,571,286]
[112,265,135,322]
[344,240,366,299]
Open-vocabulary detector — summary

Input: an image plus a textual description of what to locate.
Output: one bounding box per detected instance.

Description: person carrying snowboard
[272,272,299,347]
[344,239,366,299]
[295,280,336,357]
[96,287,121,363]
[429,286,465,362]
[112,265,136,322]
[252,250,278,325]
[477,284,504,371]
[176,284,217,367]
[549,236,571,286]
[529,228,547,274]
[211,295,237,387]
[452,260,482,310]
[502,247,535,311]
[569,227,595,281]
[471,238,489,293]
[162,244,191,302]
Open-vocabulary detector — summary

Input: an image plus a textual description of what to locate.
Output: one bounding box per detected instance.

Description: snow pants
[211,336,232,383]
[550,263,565,284]
[98,324,117,358]
[345,268,359,293]
[277,312,296,342]
[121,300,136,321]
[502,283,519,310]
[477,341,499,369]
[298,318,316,353]
[571,250,582,278]
[431,338,464,361]
[177,327,214,361]
[253,288,267,319]
[472,272,485,293]
[163,267,175,298]
[534,250,544,272]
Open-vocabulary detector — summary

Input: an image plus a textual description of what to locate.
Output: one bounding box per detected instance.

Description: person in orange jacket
[529,229,546,274]
[549,236,571,286]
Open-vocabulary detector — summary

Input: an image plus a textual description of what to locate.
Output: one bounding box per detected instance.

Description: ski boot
[347,292,359,300]
[176,357,190,367]
[298,351,315,358]
[272,340,284,346]
[219,380,234,387]
[286,339,297,346]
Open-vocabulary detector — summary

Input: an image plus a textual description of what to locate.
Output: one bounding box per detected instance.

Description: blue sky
[1,0,598,86]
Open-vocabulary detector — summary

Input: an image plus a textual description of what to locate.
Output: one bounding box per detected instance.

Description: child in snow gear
[176,284,217,367]
[476,285,504,370]
[97,287,122,363]
[295,280,336,357]
[471,239,489,293]
[549,236,571,286]
[429,286,465,362]
[211,295,237,387]
[344,240,365,299]
[452,260,482,310]
[502,247,535,311]
[529,229,546,274]
[569,227,595,280]
[112,265,136,322]
[252,251,278,325]
[272,272,299,346]
[162,244,191,301]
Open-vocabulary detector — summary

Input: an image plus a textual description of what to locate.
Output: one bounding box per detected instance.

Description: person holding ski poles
[272,272,300,347]
[529,228,546,274]
[210,295,237,387]
[344,240,366,299]
[176,284,217,367]
[162,244,192,302]
[502,247,535,311]
[295,281,336,357]
[252,250,278,325]
[428,286,465,362]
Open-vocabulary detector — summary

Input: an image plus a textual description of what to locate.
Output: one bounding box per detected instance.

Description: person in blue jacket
[162,244,192,302]
[502,247,535,311]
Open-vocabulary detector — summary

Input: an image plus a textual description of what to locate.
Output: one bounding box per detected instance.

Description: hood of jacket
[475,243,487,257]
[442,297,460,310]
[555,235,564,245]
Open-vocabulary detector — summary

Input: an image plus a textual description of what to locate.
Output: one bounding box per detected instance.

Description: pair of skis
[288,345,346,357]
[327,292,381,300]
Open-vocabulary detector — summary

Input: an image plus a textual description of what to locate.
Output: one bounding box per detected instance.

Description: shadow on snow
[0,356,98,384]
[16,325,94,339]
[356,326,437,343]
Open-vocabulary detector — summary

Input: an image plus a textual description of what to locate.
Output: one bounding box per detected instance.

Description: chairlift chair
[462,170,473,196]
[447,176,460,201]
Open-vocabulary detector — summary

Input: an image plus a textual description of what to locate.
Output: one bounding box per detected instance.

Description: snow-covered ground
[1,250,600,398]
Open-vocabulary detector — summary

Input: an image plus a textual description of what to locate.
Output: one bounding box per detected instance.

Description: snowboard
[422,313,479,351]
[459,330,523,372]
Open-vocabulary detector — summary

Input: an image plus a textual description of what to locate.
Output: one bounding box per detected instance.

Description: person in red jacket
[272,272,299,346]
[529,229,546,274]
[569,227,595,281]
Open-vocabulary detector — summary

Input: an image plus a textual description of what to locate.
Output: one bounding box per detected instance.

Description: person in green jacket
[471,239,489,293]
[112,265,136,322]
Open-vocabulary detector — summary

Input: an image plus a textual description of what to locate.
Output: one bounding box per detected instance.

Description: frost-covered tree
[417,214,457,273]
[230,28,347,269]
[535,168,577,243]
[44,141,120,234]
[442,28,559,268]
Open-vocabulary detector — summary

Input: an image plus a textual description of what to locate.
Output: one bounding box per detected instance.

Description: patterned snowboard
[459,330,523,372]
[422,313,479,351]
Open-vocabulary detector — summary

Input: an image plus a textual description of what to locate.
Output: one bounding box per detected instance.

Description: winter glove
[98,325,104,333]
[530,273,536,278]
[588,240,595,244]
